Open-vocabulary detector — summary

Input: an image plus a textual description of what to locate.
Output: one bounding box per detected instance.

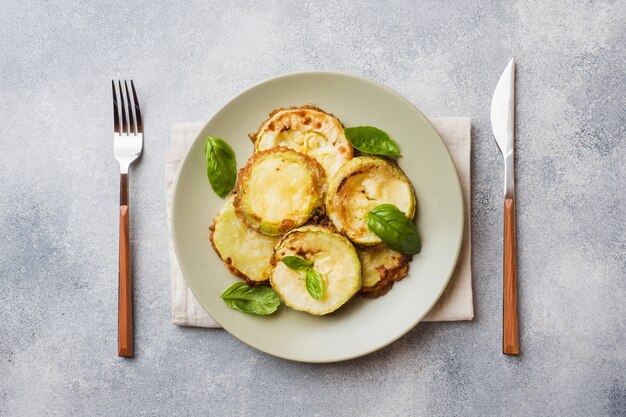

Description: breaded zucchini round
[358,245,412,298]
[210,197,279,284]
[252,106,353,180]
[234,147,325,236]
[325,157,416,245]
[270,226,361,315]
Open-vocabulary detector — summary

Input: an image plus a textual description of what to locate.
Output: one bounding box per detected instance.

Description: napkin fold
[167,117,473,328]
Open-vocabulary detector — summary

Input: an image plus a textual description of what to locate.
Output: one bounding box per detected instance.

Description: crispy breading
[358,244,412,298]
[209,213,267,286]
[209,198,278,285]
[233,147,325,236]
[251,106,353,180]
[250,105,345,143]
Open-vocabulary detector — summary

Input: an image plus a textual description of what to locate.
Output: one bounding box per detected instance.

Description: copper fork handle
[118,173,133,357]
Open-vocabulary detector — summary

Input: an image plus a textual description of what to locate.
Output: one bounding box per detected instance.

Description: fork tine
[118,80,128,134]
[124,81,136,135]
[112,80,120,133]
[130,81,142,134]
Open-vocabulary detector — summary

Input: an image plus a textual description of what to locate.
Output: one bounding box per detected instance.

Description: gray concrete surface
[1,1,625,416]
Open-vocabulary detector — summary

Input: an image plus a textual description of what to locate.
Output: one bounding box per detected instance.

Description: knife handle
[118,173,133,357]
[503,197,519,355]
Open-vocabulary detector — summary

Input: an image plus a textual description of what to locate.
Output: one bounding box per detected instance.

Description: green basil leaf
[281,256,313,271]
[220,282,280,315]
[367,204,421,254]
[305,268,324,300]
[344,126,401,158]
[204,136,237,198]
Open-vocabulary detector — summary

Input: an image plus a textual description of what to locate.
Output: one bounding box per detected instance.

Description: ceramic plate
[172,72,463,362]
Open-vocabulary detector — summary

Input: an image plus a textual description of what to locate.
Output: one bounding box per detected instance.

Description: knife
[491,58,519,355]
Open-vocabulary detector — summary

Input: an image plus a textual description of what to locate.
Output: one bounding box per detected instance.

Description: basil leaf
[367,204,421,254]
[305,268,324,300]
[281,256,313,271]
[282,257,323,300]
[220,282,280,315]
[344,126,401,158]
[204,136,237,198]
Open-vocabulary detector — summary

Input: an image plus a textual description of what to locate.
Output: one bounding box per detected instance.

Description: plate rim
[171,70,464,363]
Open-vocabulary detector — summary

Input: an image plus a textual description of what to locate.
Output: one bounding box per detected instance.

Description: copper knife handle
[503,197,519,355]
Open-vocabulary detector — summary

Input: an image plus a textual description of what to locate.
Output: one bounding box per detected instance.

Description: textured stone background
[1,0,625,416]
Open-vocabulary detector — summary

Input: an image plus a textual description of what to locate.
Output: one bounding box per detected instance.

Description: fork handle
[118,173,133,357]
[503,197,519,355]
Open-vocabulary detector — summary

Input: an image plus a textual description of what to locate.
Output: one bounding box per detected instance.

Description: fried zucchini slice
[253,106,353,180]
[358,245,412,298]
[270,226,361,315]
[234,147,325,236]
[325,156,416,245]
[210,197,278,284]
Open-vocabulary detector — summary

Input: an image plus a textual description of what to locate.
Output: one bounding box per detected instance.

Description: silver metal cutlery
[491,59,520,355]
[112,80,143,357]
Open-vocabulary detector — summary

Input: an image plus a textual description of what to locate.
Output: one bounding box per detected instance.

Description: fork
[112,80,143,357]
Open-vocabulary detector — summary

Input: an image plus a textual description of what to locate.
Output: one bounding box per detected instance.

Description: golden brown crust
[251,105,346,144]
[358,245,412,298]
[233,147,325,235]
[279,219,296,233]
[359,280,394,298]
[208,210,268,286]
[304,206,333,229]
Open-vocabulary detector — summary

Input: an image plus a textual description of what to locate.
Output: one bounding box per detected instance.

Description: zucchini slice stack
[271,226,361,315]
[211,105,419,314]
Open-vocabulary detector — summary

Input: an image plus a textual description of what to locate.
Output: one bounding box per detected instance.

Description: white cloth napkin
[167,118,473,328]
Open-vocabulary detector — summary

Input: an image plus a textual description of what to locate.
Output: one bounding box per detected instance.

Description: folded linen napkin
[167,118,473,327]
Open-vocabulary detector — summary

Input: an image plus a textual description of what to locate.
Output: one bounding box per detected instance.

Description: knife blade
[491,58,520,355]
[491,58,516,198]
